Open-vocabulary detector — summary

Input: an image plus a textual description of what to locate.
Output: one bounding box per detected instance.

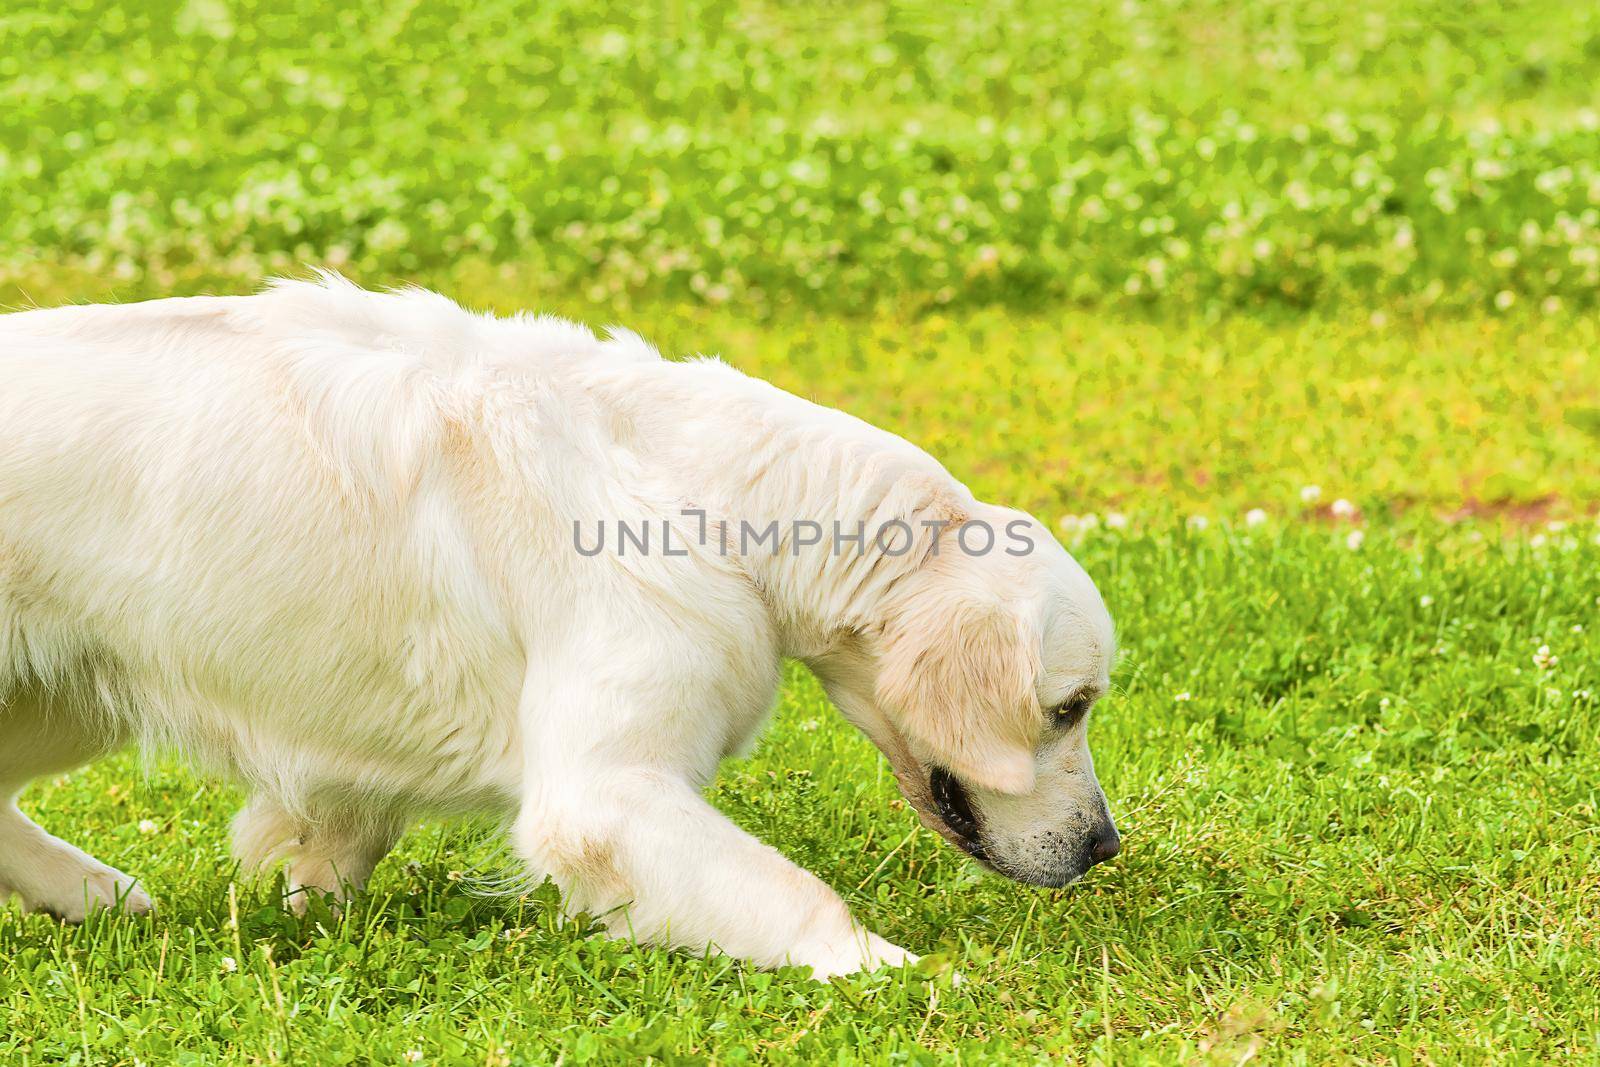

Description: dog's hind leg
[232,797,402,915]
[0,690,151,920]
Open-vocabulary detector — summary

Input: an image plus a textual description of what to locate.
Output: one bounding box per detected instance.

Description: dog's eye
[1050,693,1095,729]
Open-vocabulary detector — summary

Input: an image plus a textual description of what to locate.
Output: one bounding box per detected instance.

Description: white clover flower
[403,1052,425,1064]
[1575,689,1593,702]
[220,956,238,974]
[1379,697,1391,709]
[1547,520,1568,533]
[1173,692,1192,702]
[1530,534,1548,548]
[1574,624,1585,633]
[1105,512,1129,530]
[1299,485,1322,504]
[799,719,820,732]
[1346,530,1365,550]
[1495,290,1516,310]
[1533,645,1558,670]
[1542,296,1563,315]
[1330,498,1357,518]
[1419,595,1434,607]
[1245,508,1268,527]
[1187,515,1209,531]
[137,819,158,834]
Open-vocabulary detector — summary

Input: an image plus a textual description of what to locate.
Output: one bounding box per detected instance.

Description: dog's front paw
[794,930,919,979]
[30,863,153,922]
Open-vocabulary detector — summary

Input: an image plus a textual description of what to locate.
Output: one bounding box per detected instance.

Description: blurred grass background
[2,2,1599,1064]
[4,0,1600,314]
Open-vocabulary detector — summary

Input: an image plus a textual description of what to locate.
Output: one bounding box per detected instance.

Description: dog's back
[0,285,566,805]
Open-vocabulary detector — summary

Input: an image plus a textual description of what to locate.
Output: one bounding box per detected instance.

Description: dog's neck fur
[576,356,972,657]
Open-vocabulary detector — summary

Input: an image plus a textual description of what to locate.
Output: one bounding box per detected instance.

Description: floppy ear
[875,583,1041,795]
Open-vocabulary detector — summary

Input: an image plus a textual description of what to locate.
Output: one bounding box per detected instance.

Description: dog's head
[813,505,1118,888]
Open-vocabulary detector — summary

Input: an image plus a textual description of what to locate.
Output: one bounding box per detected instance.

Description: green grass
[4,524,1598,1063]
[5,0,1600,312]
[5,0,1600,1061]
[2,286,1597,1064]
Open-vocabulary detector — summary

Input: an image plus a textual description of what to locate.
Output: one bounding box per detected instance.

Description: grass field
[3,0,1600,1063]
[4,519,1597,1064]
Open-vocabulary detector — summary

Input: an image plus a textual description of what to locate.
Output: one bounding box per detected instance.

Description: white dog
[0,276,1117,977]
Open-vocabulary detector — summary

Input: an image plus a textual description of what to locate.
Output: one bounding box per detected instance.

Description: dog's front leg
[517,765,915,977]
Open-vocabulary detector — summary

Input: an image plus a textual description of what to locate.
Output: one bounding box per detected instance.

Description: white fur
[0,276,1115,976]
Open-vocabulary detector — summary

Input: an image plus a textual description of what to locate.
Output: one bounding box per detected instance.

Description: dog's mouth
[902,761,1094,888]
[928,767,987,861]
[866,725,1007,871]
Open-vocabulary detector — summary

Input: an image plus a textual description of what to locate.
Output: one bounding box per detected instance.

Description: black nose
[1088,826,1121,867]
